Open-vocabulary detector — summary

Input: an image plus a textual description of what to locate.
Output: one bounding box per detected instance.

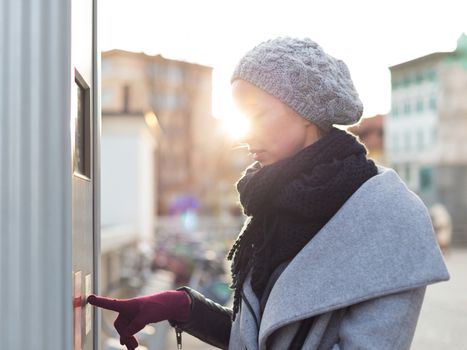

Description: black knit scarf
[227,127,378,320]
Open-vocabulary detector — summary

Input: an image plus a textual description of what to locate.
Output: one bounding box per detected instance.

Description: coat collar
[256,165,450,349]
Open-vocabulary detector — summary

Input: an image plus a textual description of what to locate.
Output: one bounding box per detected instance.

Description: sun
[212,77,251,141]
[220,111,250,141]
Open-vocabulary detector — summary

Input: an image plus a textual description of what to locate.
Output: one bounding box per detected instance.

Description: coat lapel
[258,166,450,349]
[236,273,261,350]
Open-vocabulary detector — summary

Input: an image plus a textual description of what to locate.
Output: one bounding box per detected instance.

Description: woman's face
[232,79,321,166]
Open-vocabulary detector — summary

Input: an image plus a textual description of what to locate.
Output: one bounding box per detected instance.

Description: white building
[386,33,467,245]
[101,112,159,242]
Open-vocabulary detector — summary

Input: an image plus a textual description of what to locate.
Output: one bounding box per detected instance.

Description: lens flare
[221,112,250,140]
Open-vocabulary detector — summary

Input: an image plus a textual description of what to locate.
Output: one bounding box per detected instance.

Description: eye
[250,111,266,122]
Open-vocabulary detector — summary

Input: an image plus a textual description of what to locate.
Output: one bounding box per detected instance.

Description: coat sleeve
[169,286,232,350]
[331,286,426,350]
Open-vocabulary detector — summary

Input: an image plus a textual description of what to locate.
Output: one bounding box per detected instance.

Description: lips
[248,149,265,155]
[249,149,266,161]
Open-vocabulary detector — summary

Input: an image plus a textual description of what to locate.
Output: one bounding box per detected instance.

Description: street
[412,248,467,349]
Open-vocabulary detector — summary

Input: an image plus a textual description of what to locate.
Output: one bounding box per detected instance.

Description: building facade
[386,33,467,245]
[101,50,239,215]
[348,114,385,165]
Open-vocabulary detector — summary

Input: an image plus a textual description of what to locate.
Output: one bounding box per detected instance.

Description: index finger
[87,294,126,313]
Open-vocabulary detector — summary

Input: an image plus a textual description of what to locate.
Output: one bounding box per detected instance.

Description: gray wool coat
[228,165,450,350]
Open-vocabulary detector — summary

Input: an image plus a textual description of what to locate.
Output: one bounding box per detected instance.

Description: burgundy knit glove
[87,290,191,350]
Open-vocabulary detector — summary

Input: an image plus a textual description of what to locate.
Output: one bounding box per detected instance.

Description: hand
[87,290,191,350]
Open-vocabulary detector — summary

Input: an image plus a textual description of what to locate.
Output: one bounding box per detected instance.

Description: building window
[419,167,433,192]
[415,73,423,84]
[425,69,437,81]
[416,98,424,112]
[392,104,399,117]
[403,76,412,87]
[167,65,183,84]
[404,100,411,115]
[429,96,437,110]
[148,62,162,77]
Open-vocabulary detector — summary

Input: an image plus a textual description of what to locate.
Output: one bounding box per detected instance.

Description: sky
[99,0,467,121]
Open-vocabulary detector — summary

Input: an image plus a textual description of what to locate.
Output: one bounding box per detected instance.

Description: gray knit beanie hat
[231,37,363,131]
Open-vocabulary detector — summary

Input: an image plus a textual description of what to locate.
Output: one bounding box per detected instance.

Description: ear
[304,121,323,138]
[303,120,318,130]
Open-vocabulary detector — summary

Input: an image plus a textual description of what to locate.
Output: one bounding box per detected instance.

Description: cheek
[265,122,306,159]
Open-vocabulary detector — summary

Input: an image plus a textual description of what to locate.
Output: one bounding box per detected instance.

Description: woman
[88,37,449,350]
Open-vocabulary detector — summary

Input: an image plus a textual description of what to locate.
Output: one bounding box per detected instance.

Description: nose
[237,131,250,145]
[236,127,256,148]
[236,118,254,144]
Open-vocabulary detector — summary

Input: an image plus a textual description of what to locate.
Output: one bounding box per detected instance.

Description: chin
[259,159,274,167]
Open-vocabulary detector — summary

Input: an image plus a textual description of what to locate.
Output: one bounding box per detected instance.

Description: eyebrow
[242,101,268,115]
